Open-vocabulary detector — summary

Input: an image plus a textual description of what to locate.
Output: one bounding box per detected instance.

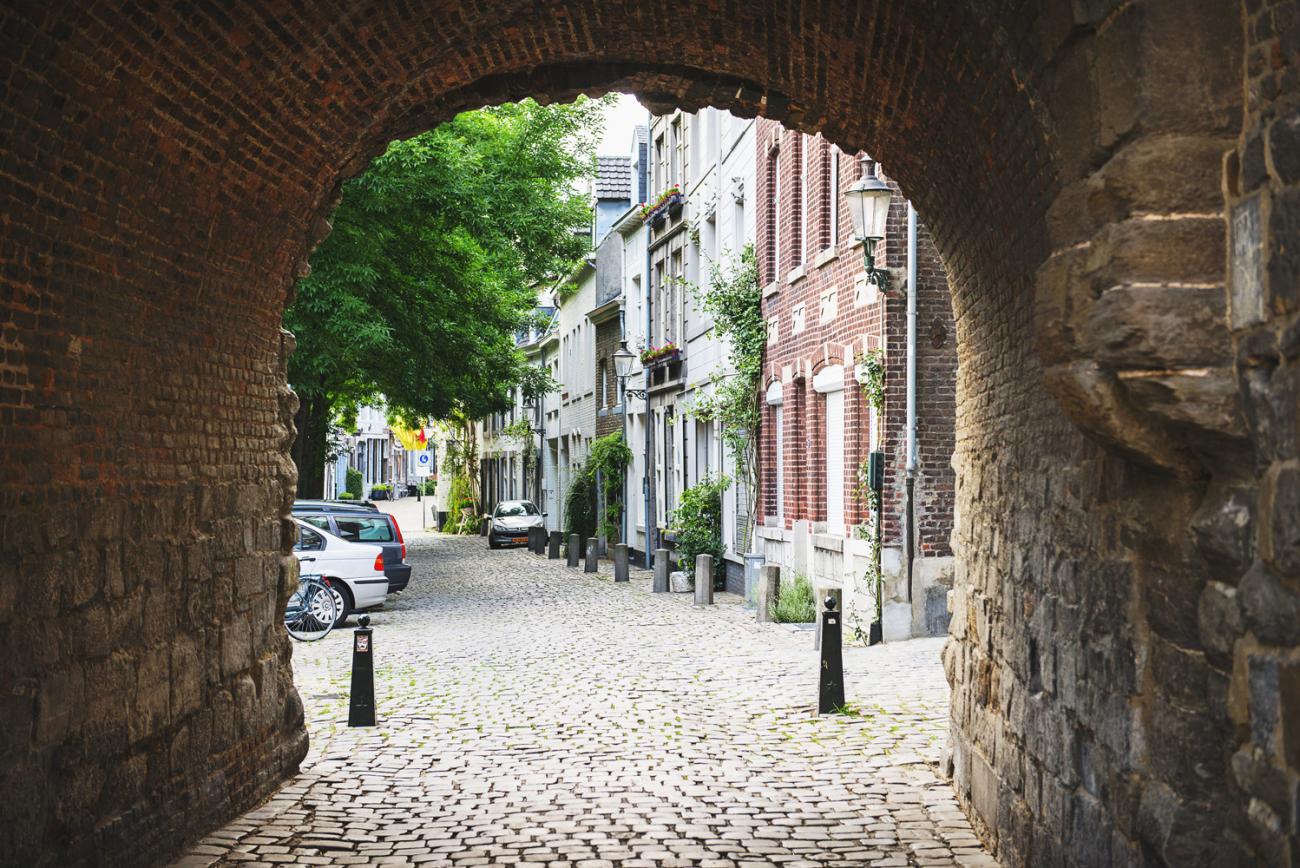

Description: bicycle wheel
[284,578,339,641]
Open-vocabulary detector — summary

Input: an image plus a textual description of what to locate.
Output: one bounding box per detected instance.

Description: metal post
[653,548,670,592]
[614,543,629,582]
[694,554,713,606]
[584,537,598,573]
[567,534,580,568]
[348,614,376,727]
[548,530,562,559]
[818,598,845,714]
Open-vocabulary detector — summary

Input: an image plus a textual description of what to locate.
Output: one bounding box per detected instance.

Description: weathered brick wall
[754,121,957,555]
[594,316,623,438]
[0,2,1272,866]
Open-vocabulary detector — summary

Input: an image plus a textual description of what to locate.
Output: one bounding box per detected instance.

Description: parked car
[488,500,546,549]
[291,518,390,623]
[292,500,412,592]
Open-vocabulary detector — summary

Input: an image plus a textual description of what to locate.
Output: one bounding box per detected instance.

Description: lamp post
[612,340,645,557]
[843,158,894,294]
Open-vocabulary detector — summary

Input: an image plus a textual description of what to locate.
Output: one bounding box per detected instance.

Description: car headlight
[492,522,509,533]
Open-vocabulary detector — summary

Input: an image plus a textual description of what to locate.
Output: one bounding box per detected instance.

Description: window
[495,501,539,517]
[769,151,781,281]
[334,516,395,543]
[828,146,840,249]
[670,115,685,187]
[795,136,806,267]
[599,361,608,409]
[655,132,667,190]
[299,514,330,532]
[294,526,325,552]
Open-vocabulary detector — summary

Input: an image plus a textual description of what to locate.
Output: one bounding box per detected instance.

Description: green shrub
[446,472,477,534]
[372,483,391,493]
[420,479,437,495]
[563,470,597,550]
[670,474,728,589]
[345,467,364,499]
[337,491,357,501]
[771,573,817,623]
[587,432,631,542]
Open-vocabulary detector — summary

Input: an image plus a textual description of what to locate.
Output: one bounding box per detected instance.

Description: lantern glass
[612,340,635,380]
[844,164,892,241]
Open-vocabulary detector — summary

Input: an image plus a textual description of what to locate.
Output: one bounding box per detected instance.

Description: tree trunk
[292,394,330,498]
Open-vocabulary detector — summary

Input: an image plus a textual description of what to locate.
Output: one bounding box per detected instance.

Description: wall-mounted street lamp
[612,340,646,401]
[843,159,893,295]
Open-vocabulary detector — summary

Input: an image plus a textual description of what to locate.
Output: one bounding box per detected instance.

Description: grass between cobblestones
[174,532,995,868]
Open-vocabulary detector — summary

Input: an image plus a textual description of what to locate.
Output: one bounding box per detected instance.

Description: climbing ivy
[587,431,632,542]
[686,245,763,549]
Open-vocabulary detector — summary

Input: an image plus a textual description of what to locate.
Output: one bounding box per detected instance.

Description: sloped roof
[594,155,632,200]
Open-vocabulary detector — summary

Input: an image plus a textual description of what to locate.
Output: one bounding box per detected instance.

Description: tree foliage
[687,245,763,549]
[670,474,729,589]
[286,97,608,492]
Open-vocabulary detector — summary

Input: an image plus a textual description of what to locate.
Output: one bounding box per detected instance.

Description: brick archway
[1,2,1289,865]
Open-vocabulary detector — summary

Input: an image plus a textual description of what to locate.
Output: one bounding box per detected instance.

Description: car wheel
[323,579,353,625]
[489,538,500,550]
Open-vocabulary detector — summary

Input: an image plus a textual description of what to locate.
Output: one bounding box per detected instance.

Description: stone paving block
[172,533,995,868]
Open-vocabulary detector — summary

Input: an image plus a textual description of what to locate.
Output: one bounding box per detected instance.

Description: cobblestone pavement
[174,529,995,868]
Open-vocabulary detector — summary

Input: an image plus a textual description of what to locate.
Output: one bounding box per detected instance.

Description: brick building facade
[753,118,957,640]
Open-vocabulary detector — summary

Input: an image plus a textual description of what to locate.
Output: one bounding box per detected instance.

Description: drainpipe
[905,203,918,603]
[643,195,656,568]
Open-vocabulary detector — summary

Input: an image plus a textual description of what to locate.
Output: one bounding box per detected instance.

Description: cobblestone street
[175,528,994,867]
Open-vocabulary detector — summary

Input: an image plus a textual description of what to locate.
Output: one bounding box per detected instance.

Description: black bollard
[567,534,580,567]
[584,537,598,573]
[817,597,845,714]
[548,530,562,559]
[535,527,546,554]
[348,614,376,727]
[528,526,541,554]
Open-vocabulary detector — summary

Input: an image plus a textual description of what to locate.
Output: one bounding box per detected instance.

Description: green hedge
[345,467,364,499]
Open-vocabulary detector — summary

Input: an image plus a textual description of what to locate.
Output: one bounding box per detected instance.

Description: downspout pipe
[904,203,918,603]
[643,153,656,568]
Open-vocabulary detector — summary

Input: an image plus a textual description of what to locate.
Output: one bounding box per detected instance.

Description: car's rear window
[334,516,395,543]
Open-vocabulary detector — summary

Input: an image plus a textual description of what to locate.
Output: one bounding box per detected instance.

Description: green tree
[687,246,763,549]
[287,97,608,495]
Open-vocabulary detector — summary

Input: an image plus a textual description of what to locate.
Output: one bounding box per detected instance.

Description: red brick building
[753,119,957,640]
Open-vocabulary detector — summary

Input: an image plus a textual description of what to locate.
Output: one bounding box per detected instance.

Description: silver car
[488,500,545,549]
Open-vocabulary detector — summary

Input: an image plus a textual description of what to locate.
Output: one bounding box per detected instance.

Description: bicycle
[284,557,339,641]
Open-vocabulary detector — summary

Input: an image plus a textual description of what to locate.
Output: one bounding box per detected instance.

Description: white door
[775,406,785,521]
[825,389,845,533]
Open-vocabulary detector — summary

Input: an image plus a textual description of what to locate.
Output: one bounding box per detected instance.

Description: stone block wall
[1220,0,1300,862]
[0,2,1281,866]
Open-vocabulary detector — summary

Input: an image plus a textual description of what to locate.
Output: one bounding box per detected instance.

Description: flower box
[638,185,685,226]
[639,343,681,366]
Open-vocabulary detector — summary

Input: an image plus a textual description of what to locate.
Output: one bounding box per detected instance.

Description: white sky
[597,93,650,157]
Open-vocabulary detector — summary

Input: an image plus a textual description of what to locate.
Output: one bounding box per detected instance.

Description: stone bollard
[694,554,714,606]
[567,534,580,568]
[480,516,489,536]
[584,537,598,573]
[548,530,562,559]
[743,552,765,609]
[533,526,546,555]
[817,597,846,714]
[613,543,629,582]
[653,548,670,593]
[348,614,376,727]
[756,564,781,623]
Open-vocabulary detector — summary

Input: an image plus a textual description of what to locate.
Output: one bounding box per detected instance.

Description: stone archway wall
[0,1,1284,865]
